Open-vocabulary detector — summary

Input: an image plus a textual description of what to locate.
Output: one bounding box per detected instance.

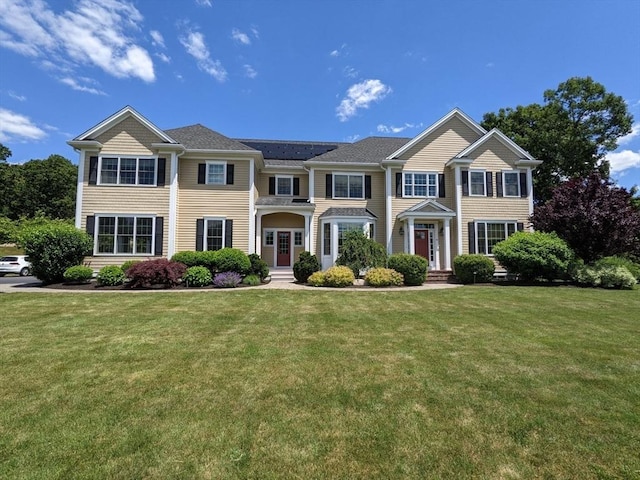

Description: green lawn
[1,287,638,479]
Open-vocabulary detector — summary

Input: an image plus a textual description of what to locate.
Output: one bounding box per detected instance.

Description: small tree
[336,230,387,278]
[293,251,321,283]
[20,223,93,284]
[492,231,574,281]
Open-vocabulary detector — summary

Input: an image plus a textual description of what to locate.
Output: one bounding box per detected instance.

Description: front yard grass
[1,287,638,479]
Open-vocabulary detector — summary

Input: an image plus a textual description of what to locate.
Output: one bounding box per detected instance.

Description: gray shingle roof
[263,159,306,168]
[165,124,256,151]
[308,137,411,164]
[236,139,344,160]
[318,207,377,219]
[256,197,314,207]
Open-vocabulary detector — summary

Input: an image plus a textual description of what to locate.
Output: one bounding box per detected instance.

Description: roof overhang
[303,161,383,171]
[454,128,539,163]
[397,199,456,220]
[67,140,103,150]
[445,157,474,168]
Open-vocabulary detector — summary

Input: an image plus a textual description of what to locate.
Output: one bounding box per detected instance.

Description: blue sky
[1,0,639,189]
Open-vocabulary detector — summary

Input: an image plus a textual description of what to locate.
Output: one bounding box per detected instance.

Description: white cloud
[195,0,212,6]
[343,66,358,79]
[345,134,360,143]
[329,43,347,57]
[377,122,423,134]
[8,91,26,101]
[59,77,106,95]
[0,0,155,83]
[179,30,227,82]
[336,79,392,122]
[0,108,47,143]
[618,122,640,146]
[243,64,257,79]
[155,52,171,63]
[251,26,259,39]
[607,149,640,173]
[330,50,339,57]
[150,30,165,48]
[231,28,250,45]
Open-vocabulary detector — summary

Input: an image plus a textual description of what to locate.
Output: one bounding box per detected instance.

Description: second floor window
[404,172,437,197]
[503,171,521,197]
[207,162,226,185]
[276,176,293,196]
[334,174,363,199]
[99,157,156,185]
[469,170,486,196]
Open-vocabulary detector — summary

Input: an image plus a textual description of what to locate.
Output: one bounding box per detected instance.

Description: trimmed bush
[171,251,218,270]
[213,271,242,288]
[307,271,325,287]
[323,265,355,287]
[364,267,404,287]
[63,265,94,283]
[213,248,251,275]
[97,265,126,286]
[599,266,637,289]
[20,223,93,284]
[127,259,186,288]
[120,260,140,276]
[336,230,387,278]
[248,253,270,280]
[492,231,574,281]
[387,253,428,286]
[573,264,602,287]
[242,274,261,286]
[293,251,321,283]
[594,256,640,281]
[453,254,496,284]
[182,266,212,287]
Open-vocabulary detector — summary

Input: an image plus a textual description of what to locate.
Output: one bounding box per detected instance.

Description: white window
[337,223,367,254]
[334,174,364,199]
[470,170,486,196]
[403,172,437,197]
[99,156,157,186]
[475,221,517,255]
[204,218,226,251]
[96,215,154,255]
[276,175,293,196]
[263,231,274,246]
[206,161,226,185]
[503,171,520,197]
[323,223,331,255]
[294,231,303,246]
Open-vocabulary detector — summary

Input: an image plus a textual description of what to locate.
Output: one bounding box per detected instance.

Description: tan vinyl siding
[176,157,251,253]
[256,173,309,198]
[262,213,305,229]
[95,116,163,155]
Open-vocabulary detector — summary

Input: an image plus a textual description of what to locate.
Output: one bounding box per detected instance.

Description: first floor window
[323,223,331,255]
[404,172,437,197]
[264,231,274,246]
[294,231,303,246]
[337,223,365,254]
[470,170,486,196]
[96,215,154,254]
[334,174,364,199]
[503,171,520,197]
[207,162,226,185]
[206,219,224,251]
[99,156,157,185]
[476,221,516,255]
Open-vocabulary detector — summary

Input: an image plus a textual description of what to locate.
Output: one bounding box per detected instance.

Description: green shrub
[242,274,261,286]
[213,248,251,274]
[127,259,186,288]
[0,216,18,244]
[336,230,387,278]
[182,266,212,287]
[594,256,640,281]
[364,267,404,287]
[293,251,321,283]
[492,231,574,281]
[248,253,270,279]
[20,223,93,284]
[120,260,140,276]
[573,264,601,287]
[453,254,496,284]
[171,251,218,270]
[387,253,428,286]
[323,265,355,287]
[307,271,326,287]
[599,266,637,289]
[97,265,126,286]
[63,265,94,283]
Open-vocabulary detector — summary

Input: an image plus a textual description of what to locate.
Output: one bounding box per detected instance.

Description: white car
[0,255,32,276]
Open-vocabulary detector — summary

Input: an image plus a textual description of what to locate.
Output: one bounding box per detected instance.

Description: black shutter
[198,164,206,184]
[293,177,300,196]
[517,222,524,232]
[86,216,95,256]
[396,172,403,198]
[468,221,476,254]
[89,157,98,185]
[269,177,275,195]
[156,158,166,187]
[325,174,332,199]
[520,172,527,198]
[226,164,234,185]
[154,217,164,256]
[196,219,204,251]
[462,170,469,196]
[486,171,493,197]
[496,172,503,197]
[365,175,372,199]
[438,173,446,198]
[225,219,233,247]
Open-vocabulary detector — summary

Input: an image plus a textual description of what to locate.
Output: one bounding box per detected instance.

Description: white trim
[205,160,227,185]
[248,158,255,254]
[97,155,158,186]
[74,150,86,229]
[443,218,452,270]
[332,172,365,199]
[455,166,463,256]
[527,167,534,223]
[469,169,487,196]
[275,174,293,196]
[502,170,521,198]
[263,229,275,247]
[309,168,315,203]
[455,128,537,161]
[402,171,438,198]
[93,214,157,256]
[385,166,392,254]
[203,217,227,251]
[167,151,180,258]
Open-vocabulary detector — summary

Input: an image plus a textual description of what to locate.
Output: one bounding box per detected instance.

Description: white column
[255,212,262,256]
[248,158,256,254]
[454,166,463,256]
[331,222,339,265]
[167,152,179,258]
[408,218,415,254]
[304,214,311,251]
[385,166,393,254]
[74,150,86,229]
[444,218,452,270]
[434,228,440,270]
[309,168,315,203]
[527,167,534,229]
[403,221,409,252]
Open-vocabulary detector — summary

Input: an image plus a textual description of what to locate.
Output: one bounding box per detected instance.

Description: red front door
[277,231,291,266]
[415,229,429,260]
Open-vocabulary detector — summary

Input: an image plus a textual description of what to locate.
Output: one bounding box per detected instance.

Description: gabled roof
[165,125,256,152]
[453,128,537,162]
[307,137,410,165]
[73,105,176,143]
[397,199,456,219]
[386,108,486,160]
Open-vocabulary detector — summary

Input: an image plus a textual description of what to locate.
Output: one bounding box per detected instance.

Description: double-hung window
[334,174,364,199]
[475,221,517,255]
[96,215,154,255]
[503,171,520,197]
[337,223,366,254]
[469,170,486,196]
[276,176,293,196]
[205,218,225,251]
[206,162,226,185]
[99,157,157,185]
[404,172,437,197]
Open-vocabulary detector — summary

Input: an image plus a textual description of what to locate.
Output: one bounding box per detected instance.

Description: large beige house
[68,106,542,272]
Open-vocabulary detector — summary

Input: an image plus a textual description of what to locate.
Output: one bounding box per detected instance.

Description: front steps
[426,270,456,283]
[269,268,296,283]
